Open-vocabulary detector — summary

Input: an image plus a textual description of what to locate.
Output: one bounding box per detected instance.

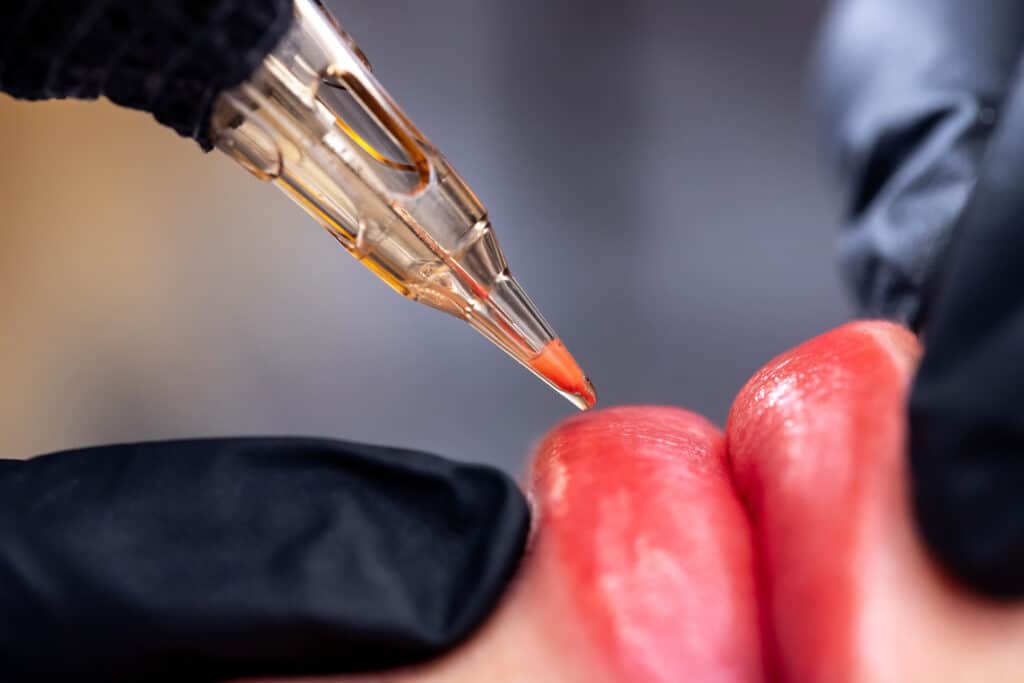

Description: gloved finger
[0,0,291,146]
[0,437,529,683]
[814,0,1024,326]
[730,320,1024,681]
[909,60,1024,598]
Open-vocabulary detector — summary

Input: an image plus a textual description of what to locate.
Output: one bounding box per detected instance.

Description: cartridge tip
[529,339,597,410]
[581,377,598,408]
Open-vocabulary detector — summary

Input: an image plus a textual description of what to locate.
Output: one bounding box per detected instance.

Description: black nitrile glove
[0,0,293,147]
[816,0,1024,596]
[0,438,530,682]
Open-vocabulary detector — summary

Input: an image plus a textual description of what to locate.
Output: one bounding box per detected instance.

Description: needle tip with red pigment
[529,338,597,410]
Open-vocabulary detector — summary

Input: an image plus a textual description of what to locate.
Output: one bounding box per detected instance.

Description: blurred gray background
[0,0,846,472]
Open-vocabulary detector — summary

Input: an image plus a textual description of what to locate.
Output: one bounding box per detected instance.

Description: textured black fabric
[0,437,530,682]
[815,0,1024,328]
[909,63,1024,598]
[0,0,292,148]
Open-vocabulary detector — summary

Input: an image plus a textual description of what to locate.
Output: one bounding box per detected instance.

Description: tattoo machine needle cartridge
[209,0,595,409]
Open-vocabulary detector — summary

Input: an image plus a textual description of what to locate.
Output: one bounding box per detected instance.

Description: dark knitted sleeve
[0,0,293,148]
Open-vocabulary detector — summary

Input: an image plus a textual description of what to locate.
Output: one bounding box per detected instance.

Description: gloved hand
[815,0,1024,596]
[0,438,529,682]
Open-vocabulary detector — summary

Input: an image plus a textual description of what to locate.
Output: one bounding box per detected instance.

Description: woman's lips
[528,320,1019,683]
[529,321,1024,683]
[523,322,926,683]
